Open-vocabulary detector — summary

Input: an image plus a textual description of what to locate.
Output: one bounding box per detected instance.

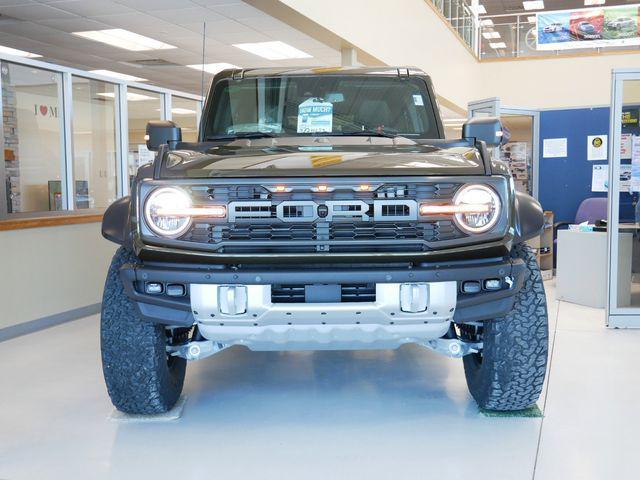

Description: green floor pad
[479,404,543,418]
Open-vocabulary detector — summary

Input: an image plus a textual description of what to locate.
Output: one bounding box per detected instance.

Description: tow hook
[167,340,229,360]
[422,338,482,358]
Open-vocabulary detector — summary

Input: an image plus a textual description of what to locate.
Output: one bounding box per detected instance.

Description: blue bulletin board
[538,106,639,223]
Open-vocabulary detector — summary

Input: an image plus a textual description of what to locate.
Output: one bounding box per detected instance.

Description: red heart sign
[39,105,48,116]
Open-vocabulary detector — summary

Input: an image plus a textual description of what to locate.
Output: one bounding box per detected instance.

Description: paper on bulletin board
[542,138,567,158]
[632,136,640,192]
[587,135,607,161]
[593,164,633,192]
[592,164,608,192]
[621,133,633,160]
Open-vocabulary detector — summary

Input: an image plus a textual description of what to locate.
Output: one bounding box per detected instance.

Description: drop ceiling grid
[0,0,342,93]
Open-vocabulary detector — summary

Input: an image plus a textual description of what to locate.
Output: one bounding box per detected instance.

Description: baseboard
[0,303,100,342]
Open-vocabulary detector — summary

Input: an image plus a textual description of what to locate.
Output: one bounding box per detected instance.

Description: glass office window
[127,87,162,181]
[1,62,64,213]
[71,76,118,209]
[172,96,199,142]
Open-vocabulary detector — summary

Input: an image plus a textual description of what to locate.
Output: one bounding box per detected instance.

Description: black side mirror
[462,117,508,147]
[145,120,182,151]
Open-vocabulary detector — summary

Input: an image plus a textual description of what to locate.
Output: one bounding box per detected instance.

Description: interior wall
[281,0,640,111]
[483,54,640,109]
[0,223,117,330]
[278,0,481,111]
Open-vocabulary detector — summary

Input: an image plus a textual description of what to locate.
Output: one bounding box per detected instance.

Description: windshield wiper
[205,132,276,141]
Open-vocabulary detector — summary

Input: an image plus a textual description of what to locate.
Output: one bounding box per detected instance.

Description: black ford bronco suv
[101,67,548,414]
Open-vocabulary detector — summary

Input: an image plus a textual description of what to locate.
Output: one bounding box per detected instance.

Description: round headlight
[144,187,192,238]
[453,184,501,234]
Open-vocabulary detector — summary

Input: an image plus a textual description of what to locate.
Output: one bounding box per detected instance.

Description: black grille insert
[271,284,376,303]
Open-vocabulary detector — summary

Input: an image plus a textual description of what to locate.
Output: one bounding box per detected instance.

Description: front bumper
[120,256,525,332]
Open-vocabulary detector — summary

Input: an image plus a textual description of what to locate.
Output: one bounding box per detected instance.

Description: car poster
[536,4,640,51]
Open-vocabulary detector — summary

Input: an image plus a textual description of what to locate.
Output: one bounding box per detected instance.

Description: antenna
[200,21,206,101]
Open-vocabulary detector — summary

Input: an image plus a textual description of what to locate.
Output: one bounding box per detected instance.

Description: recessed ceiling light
[584,0,605,5]
[89,69,147,82]
[0,45,42,58]
[470,4,487,14]
[522,1,544,10]
[72,29,175,51]
[480,19,494,27]
[489,42,507,49]
[96,92,155,101]
[528,16,537,23]
[482,31,501,39]
[232,41,311,60]
[187,63,239,75]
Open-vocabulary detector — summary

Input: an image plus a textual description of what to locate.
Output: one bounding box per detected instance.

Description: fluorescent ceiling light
[96,91,155,101]
[72,29,175,51]
[0,45,42,58]
[443,118,467,124]
[522,1,544,10]
[232,41,311,60]
[187,63,239,75]
[489,42,507,49]
[528,16,537,23]
[470,4,487,15]
[584,0,605,5]
[480,19,494,27]
[482,31,501,39]
[89,69,147,82]
[171,108,196,115]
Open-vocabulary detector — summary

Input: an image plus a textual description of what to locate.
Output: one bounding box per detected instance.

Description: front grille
[271,284,376,303]
[177,181,468,254]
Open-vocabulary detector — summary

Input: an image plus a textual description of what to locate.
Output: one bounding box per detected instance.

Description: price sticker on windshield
[297,98,333,133]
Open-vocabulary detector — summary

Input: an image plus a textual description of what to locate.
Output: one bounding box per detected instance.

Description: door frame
[467,98,541,199]
[606,68,640,328]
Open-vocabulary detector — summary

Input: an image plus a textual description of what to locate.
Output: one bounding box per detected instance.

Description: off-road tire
[101,247,186,414]
[462,243,548,411]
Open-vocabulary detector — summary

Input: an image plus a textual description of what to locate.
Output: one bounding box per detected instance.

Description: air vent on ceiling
[122,59,181,68]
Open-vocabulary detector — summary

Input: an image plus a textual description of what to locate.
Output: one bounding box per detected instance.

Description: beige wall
[279,0,481,110]
[281,0,640,111]
[482,54,640,109]
[0,223,117,329]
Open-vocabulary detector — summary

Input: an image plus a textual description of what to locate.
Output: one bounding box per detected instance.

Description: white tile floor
[1,281,639,480]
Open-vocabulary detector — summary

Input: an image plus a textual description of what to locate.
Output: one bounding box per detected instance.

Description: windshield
[202,75,441,140]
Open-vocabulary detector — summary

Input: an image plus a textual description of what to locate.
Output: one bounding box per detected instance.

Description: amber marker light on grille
[359,184,370,191]
[275,185,286,192]
[155,205,227,218]
[419,203,491,216]
[317,184,328,192]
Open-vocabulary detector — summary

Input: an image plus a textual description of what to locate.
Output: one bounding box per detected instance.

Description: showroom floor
[1,281,639,480]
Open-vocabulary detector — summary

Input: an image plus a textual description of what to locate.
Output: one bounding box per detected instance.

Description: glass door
[467,98,540,198]
[607,69,640,327]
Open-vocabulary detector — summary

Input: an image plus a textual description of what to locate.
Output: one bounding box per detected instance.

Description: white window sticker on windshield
[413,94,424,106]
[297,98,333,133]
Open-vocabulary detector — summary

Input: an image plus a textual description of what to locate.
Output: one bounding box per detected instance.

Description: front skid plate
[196,321,453,351]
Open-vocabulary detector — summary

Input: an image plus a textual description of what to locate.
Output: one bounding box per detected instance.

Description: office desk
[556,230,632,309]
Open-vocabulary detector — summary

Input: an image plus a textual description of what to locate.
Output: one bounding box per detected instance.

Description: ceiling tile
[147,6,226,24]
[49,0,135,17]
[0,3,78,20]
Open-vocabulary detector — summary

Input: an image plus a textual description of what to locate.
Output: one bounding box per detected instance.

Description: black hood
[160,138,486,178]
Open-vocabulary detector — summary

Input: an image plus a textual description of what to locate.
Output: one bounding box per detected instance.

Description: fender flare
[513,191,544,243]
[102,196,131,245]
